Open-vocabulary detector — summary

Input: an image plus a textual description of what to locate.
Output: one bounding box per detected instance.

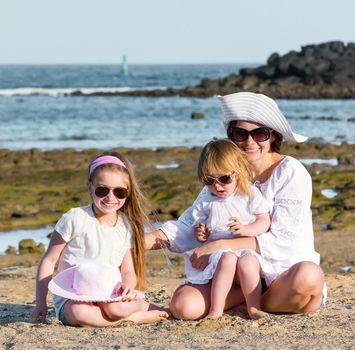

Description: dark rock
[191,112,205,120]
[19,239,36,254]
[5,246,17,255]
[18,239,45,254]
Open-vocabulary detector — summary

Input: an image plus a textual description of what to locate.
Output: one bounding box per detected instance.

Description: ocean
[0,64,354,151]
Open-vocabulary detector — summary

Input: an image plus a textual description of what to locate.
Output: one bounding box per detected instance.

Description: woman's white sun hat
[218,92,308,143]
[48,260,144,302]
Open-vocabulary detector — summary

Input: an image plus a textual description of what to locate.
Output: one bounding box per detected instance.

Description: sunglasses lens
[95,186,110,198]
[218,175,233,184]
[251,128,270,142]
[231,128,249,142]
[113,187,128,199]
[94,186,128,199]
[203,177,215,186]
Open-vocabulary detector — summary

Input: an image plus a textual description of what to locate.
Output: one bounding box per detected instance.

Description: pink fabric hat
[48,260,144,302]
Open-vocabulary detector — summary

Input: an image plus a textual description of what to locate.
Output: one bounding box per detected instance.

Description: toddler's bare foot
[123,310,169,324]
[248,307,268,320]
[205,312,223,319]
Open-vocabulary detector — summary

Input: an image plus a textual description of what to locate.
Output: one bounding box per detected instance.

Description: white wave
[0,86,167,97]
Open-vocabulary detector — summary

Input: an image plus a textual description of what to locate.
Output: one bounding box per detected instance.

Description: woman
[145,92,325,320]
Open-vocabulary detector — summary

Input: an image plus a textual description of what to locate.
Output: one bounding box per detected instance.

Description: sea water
[0,64,354,151]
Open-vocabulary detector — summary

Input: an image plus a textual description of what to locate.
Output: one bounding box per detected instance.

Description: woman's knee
[290,262,324,294]
[169,286,208,320]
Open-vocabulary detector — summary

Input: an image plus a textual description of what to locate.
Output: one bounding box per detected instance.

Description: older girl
[32,152,168,326]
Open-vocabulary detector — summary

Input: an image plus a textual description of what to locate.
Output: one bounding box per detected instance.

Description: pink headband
[89,155,126,178]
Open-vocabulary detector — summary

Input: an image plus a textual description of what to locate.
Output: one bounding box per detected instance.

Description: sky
[0,0,354,64]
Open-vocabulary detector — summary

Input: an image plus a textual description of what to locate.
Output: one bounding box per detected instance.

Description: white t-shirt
[161,156,320,270]
[52,205,133,314]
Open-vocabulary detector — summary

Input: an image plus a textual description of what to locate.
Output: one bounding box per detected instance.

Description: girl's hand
[189,240,220,270]
[114,282,138,301]
[30,304,47,323]
[228,217,242,234]
[195,223,211,242]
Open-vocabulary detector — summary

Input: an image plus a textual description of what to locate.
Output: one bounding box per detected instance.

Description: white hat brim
[48,266,144,302]
[218,92,308,143]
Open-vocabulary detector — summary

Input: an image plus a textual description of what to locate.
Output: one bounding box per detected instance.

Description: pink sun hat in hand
[48,260,145,302]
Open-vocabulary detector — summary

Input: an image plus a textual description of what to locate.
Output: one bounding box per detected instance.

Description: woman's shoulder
[273,155,311,182]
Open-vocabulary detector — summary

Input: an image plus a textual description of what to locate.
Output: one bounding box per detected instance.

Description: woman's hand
[195,223,212,242]
[114,282,138,301]
[189,240,221,270]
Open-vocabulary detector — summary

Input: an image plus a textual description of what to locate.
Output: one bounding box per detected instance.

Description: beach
[0,250,354,349]
[0,144,354,349]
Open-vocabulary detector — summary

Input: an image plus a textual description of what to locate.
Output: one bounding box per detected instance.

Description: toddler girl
[182,139,274,319]
[31,152,168,326]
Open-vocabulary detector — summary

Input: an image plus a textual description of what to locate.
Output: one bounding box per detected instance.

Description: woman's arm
[189,236,259,270]
[145,229,170,250]
[31,231,67,323]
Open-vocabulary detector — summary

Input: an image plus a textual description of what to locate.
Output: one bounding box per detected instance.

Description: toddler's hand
[195,223,211,242]
[228,217,242,235]
[229,217,251,236]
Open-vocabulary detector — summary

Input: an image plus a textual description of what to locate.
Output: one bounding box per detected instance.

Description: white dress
[161,156,320,286]
[181,185,279,285]
[52,205,133,317]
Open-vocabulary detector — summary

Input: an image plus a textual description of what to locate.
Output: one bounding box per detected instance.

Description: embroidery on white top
[276,198,302,206]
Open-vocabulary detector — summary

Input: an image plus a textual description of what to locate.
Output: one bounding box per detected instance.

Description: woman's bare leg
[208,252,238,318]
[261,262,324,313]
[169,281,245,320]
[237,254,267,319]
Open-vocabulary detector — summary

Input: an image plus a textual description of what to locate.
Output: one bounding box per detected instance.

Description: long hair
[198,139,252,196]
[88,151,149,290]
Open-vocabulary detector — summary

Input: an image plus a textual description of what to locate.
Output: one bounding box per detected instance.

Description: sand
[0,250,354,350]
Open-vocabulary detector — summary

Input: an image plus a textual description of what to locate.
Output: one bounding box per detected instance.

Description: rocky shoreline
[0,143,354,271]
[69,41,355,99]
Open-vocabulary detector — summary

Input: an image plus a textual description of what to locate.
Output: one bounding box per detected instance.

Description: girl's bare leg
[208,252,238,318]
[64,301,119,327]
[261,262,324,313]
[100,299,168,324]
[64,300,168,326]
[237,254,266,319]
[169,281,245,320]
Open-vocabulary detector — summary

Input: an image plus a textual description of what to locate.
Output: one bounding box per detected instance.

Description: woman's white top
[52,205,133,315]
[161,156,320,270]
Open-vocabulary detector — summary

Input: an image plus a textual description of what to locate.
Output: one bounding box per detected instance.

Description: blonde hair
[198,139,252,196]
[88,152,149,290]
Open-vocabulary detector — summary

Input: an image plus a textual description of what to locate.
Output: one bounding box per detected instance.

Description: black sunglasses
[203,172,235,186]
[94,186,129,199]
[228,127,272,142]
